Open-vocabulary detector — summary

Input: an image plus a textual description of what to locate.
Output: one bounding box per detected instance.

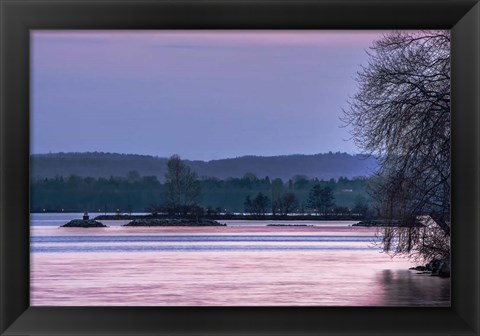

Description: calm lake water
[30,213,450,306]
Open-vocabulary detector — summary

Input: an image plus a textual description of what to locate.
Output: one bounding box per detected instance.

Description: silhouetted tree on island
[343,31,451,261]
[278,192,300,216]
[164,154,201,215]
[244,192,271,216]
[307,185,335,218]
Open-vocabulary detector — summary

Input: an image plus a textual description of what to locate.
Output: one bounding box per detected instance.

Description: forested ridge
[31,152,377,182]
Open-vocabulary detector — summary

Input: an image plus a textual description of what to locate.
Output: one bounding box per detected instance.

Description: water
[30,213,450,306]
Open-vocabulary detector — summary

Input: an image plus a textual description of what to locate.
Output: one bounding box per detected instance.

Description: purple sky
[31,30,387,160]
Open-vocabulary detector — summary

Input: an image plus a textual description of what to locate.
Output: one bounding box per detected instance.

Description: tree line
[31,154,373,218]
[244,185,336,218]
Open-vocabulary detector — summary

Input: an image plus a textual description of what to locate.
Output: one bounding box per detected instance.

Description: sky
[31,30,387,161]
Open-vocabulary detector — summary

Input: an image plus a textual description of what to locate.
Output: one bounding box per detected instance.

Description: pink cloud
[32,30,391,81]
[32,30,389,48]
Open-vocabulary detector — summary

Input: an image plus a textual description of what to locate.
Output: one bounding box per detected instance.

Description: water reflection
[31,250,450,306]
[376,270,450,306]
[30,216,450,307]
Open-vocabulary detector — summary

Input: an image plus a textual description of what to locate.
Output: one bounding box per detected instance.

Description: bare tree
[343,31,450,261]
[164,154,201,215]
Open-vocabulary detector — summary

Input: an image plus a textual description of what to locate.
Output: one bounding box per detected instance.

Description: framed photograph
[1,1,479,335]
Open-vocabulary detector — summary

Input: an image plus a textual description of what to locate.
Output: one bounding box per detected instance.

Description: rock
[409,266,427,272]
[352,220,379,227]
[409,258,450,278]
[123,218,226,227]
[61,219,108,228]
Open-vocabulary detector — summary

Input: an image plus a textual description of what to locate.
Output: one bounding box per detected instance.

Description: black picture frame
[1,0,479,335]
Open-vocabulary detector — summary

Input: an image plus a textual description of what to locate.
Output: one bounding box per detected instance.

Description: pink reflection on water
[30,224,450,306]
[31,249,448,306]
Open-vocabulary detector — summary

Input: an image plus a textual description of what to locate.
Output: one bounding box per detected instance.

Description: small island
[123,218,226,227]
[60,211,108,228]
[61,219,107,228]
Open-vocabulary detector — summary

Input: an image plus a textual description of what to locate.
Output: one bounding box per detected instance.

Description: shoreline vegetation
[30,156,373,216]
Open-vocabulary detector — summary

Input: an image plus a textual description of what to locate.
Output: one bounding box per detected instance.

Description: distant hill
[30,152,378,182]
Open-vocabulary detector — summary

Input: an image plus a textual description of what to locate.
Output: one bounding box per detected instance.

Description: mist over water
[30,213,450,306]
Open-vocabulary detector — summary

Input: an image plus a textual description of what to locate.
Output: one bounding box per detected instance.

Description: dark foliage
[31,172,371,214]
[307,185,335,218]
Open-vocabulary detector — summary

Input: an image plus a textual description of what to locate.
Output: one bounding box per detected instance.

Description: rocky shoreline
[61,219,108,228]
[409,259,450,278]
